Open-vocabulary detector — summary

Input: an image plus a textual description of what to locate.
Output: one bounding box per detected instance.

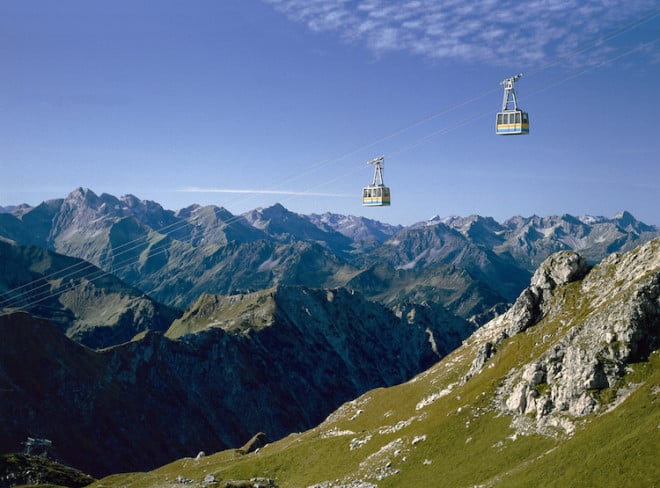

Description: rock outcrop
[239,432,270,455]
[464,238,659,434]
[0,453,94,488]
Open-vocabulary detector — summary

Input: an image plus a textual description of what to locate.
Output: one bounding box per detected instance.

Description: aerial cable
[0,205,207,307]
[253,8,660,195]
[524,38,660,97]
[2,18,657,312]
[0,177,315,309]
[3,37,655,311]
[387,37,659,160]
[0,199,254,309]
[3,37,656,313]
[1,85,504,309]
[225,84,501,201]
[309,36,660,179]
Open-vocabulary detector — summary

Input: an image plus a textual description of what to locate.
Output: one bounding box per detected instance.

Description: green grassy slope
[88,242,660,488]
[90,334,658,488]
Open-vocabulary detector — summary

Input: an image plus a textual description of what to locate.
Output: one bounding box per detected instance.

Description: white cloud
[262,0,658,66]
[178,187,349,197]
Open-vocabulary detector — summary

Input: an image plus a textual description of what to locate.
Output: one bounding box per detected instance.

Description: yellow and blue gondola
[496,74,529,136]
[362,185,390,206]
[496,110,529,135]
[362,156,390,206]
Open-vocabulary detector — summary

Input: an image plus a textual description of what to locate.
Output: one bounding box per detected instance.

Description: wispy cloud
[263,0,658,65]
[178,187,349,197]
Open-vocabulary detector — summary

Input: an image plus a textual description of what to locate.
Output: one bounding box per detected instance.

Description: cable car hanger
[362,156,390,207]
[496,73,530,135]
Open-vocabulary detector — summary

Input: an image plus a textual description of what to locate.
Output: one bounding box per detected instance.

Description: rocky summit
[91,238,659,487]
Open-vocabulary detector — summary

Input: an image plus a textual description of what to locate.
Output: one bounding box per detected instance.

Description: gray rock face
[466,251,589,355]
[464,341,495,382]
[464,238,659,434]
[530,251,589,291]
[239,432,270,454]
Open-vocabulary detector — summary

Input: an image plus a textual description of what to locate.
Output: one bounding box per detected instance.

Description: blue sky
[1,0,658,225]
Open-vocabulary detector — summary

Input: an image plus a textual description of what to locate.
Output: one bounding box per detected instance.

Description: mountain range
[0,284,464,477]
[0,239,178,348]
[1,188,656,319]
[87,237,660,487]
[0,188,658,480]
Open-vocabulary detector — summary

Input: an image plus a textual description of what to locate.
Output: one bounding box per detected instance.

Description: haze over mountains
[0,188,658,480]
[1,188,656,317]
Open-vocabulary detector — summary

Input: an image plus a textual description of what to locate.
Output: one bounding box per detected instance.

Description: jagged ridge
[0,284,469,477]
[2,189,657,319]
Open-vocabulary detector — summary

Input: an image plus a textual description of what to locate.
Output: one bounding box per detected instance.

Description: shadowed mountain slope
[0,284,468,477]
[90,238,659,487]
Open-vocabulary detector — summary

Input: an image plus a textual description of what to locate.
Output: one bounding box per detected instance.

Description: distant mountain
[0,188,657,320]
[346,261,510,319]
[307,212,403,243]
[242,203,354,255]
[427,214,507,248]
[0,240,180,348]
[496,211,657,271]
[371,221,529,301]
[97,238,660,488]
[176,204,267,246]
[0,285,468,476]
[0,198,63,247]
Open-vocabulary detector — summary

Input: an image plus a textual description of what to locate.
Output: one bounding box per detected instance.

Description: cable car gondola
[496,73,529,135]
[362,156,390,206]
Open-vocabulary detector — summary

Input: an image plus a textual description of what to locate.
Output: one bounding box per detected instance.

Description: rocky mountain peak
[613,209,654,233]
[244,203,290,228]
[242,204,353,254]
[306,212,402,243]
[614,209,635,222]
[58,188,120,223]
[174,204,201,219]
[466,250,588,351]
[118,193,141,207]
[67,187,99,204]
[465,238,659,435]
